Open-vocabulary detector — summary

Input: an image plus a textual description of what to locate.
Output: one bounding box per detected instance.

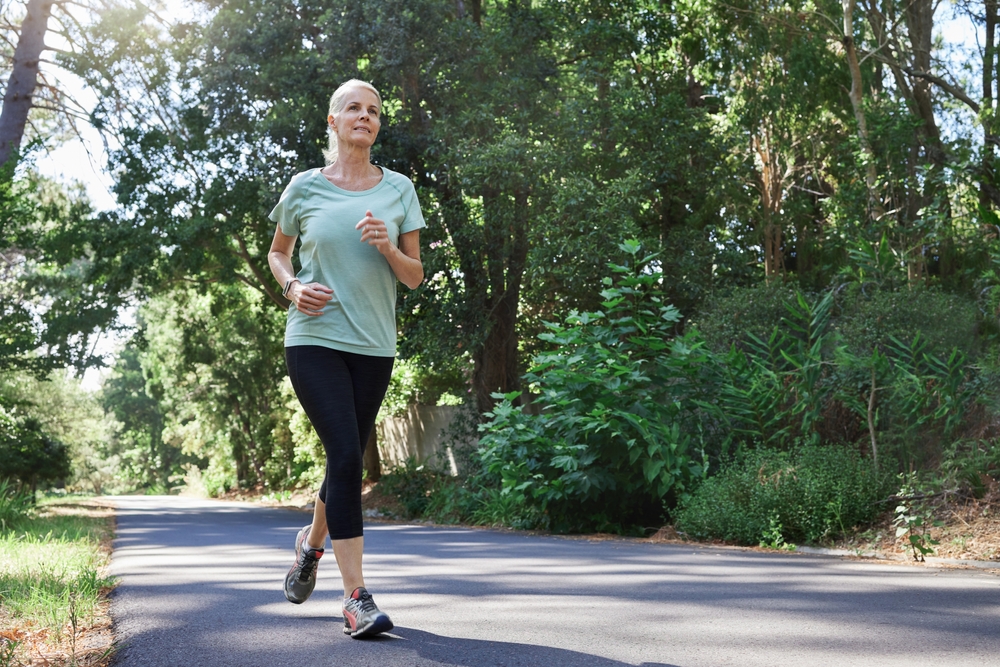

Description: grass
[0,495,117,667]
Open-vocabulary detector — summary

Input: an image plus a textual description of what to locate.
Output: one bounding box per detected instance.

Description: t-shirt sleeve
[268,174,304,237]
[399,180,427,234]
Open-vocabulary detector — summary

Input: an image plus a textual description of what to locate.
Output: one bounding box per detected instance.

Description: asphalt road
[107,496,999,667]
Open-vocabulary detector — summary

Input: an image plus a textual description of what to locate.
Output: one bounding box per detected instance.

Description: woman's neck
[322,145,381,191]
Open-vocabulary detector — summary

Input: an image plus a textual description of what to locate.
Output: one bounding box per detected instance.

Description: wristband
[282,278,300,298]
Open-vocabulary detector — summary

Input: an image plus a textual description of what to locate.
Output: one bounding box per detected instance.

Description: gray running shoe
[283,525,323,604]
[342,587,393,638]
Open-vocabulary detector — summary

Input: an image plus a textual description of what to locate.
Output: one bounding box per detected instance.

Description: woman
[267,79,424,639]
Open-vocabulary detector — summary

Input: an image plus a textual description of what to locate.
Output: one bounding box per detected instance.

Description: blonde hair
[323,79,383,165]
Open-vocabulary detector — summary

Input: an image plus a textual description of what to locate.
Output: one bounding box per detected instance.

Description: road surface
[107,496,999,666]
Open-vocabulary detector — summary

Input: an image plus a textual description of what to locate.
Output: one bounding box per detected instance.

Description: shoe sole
[345,614,394,638]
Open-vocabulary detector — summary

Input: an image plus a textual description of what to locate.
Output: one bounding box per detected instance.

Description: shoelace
[354,590,377,613]
[297,550,320,580]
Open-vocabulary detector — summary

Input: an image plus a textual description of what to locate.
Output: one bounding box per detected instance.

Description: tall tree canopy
[3,0,987,493]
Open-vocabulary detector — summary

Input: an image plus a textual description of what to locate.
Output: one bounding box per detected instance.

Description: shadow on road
[385,627,678,667]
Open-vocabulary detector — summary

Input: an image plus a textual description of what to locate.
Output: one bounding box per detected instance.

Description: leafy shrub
[0,478,32,531]
[938,440,1000,499]
[0,407,70,497]
[422,476,480,525]
[476,246,985,535]
[836,286,979,357]
[699,291,839,451]
[698,288,986,469]
[378,458,440,519]
[469,486,548,530]
[200,456,238,498]
[478,241,709,533]
[674,445,892,545]
[693,283,802,352]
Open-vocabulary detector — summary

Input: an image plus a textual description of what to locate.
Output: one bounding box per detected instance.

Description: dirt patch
[831,490,1000,563]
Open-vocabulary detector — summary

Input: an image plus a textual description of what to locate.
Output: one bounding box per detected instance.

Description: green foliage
[675,445,892,545]
[478,242,708,532]
[378,459,440,519]
[693,286,988,468]
[697,283,980,362]
[471,244,991,536]
[468,485,547,531]
[378,357,466,421]
[758,513,796,551]
[892,473,943,561]
[701,290,839,451]
[0,478,32,531]
[0,404,70,497]
[421,476,480,526]
[134,285,290,491]
[1,370,119,496]
[1,170,129,375]
[938,440,1000,499]
[694,283,803,352]
[100,346,169,491]
[836,287,980,358]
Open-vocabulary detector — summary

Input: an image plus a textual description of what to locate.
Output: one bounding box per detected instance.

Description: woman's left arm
[385,229,423,289]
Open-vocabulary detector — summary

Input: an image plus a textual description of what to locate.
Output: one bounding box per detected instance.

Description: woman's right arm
[268,223,333,317]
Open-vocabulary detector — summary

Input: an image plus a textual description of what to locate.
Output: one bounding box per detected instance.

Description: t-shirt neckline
[315,166,386,196]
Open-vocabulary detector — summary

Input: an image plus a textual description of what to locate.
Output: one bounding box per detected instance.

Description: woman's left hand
[356,210,388,252]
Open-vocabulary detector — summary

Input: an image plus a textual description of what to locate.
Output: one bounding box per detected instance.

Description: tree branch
[902,67,981,113]
[232,232,289,309]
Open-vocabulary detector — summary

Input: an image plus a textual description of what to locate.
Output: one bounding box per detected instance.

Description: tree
[0,405,70,498]
[0,0,53,167]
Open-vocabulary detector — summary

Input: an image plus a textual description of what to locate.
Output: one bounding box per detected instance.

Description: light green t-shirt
[269,167,426,357]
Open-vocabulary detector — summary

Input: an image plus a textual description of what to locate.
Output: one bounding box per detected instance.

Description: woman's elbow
[404,269,424,290]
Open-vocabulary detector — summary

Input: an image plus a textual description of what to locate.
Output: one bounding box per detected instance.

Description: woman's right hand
[290,281,334,316]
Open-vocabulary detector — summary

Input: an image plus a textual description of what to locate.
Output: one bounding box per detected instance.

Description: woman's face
[329,87,381,149]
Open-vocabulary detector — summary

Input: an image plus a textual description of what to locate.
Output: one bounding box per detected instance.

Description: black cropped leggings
[285,345,394,540]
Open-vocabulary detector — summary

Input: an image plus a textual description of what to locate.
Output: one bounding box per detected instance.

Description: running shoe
[283,525,323,604]
[342,587,393,638]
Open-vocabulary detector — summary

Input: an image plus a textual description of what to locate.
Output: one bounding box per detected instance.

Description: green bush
[674,445,892,545]
[696,283,980,360]
[378,458,440,519]
[0,478,32,531]
[836,286,979,357]
[693,283,802,352]
[478,241,709,533]
[0,407,70,497]
[469,486,547,530]
[422,476,480,525]
[938,440,1000,499]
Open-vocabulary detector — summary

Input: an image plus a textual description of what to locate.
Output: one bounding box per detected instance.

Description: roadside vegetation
[0,484,116,667]
[365,243,1000,560]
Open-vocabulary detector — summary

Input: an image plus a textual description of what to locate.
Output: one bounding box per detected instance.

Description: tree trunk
[471,187,529,415]
[867,365,879,470]
[0,0,53,168]
[753,130,785,281]
[842,0,880,215]
[904,0,947,170]
[983,0,998,212]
